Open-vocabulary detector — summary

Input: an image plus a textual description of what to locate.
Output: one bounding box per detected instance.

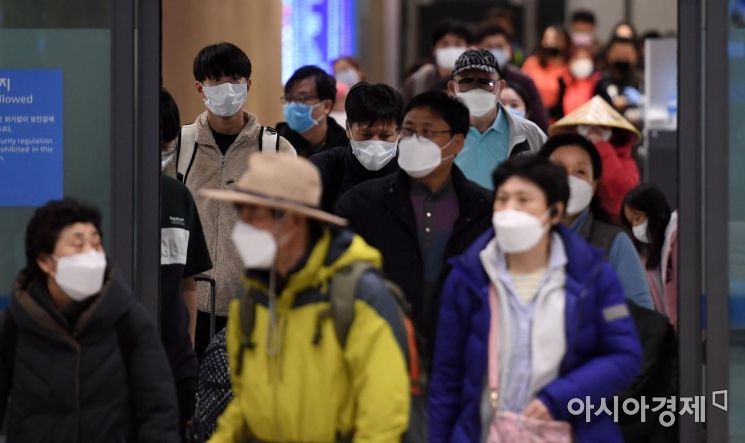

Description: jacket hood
[10,270,135,340]
[272,228,383,307]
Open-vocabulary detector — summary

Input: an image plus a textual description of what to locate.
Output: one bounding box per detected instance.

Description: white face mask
[397,135,454,178]
[349,133,398,172]
[456,89,497,118]
[54,249,107,301]
[202,82,248,117]
[492,209,550,253]
[435,46,467,70]
[577,125,612,142]
[566,175,594,215]
[569,58,594,79]
[231,220,278,270]
[489,47,511,69]
[335,68,360,87]
[632,219,649,243]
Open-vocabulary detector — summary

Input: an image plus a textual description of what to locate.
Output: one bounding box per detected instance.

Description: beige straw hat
[200,153,347,226]
[549,95,641,143]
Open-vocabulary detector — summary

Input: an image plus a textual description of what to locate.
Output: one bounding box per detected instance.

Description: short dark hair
[620,183,672,270]
[160,88,180,145]
[476,23,510,43]
[24,199,103,285]
[193,42,252,82]
[345,82,405,127]
[571,10,596,25]
[284,65,337,104]
[492,155,570,212]
[431,19,472,47]
[404,91,470,137]
[539,133,603,180]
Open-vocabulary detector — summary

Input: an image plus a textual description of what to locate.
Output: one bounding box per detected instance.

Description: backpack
[237,262,423,395]
[176,124,279,183]
[187,329,231,443]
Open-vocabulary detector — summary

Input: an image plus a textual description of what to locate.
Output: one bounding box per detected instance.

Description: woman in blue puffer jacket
[428,155,642,442]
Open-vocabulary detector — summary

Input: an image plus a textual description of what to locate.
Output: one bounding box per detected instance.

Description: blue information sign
[0,69,63,207]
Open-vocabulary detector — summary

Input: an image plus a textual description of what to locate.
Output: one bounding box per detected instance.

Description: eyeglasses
[455,77,499,92]
[280,95,319,104]
[400,127,452,140]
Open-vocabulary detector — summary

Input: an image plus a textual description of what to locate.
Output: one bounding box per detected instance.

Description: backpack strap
[259,126,279,154]
[327,262,373,347]
[176,124,198,182]
[235,285,257,376]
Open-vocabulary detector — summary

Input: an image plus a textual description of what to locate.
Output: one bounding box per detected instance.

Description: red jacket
[595,138,640,222]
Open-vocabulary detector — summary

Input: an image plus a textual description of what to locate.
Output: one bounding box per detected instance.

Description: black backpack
[187,328,232,443]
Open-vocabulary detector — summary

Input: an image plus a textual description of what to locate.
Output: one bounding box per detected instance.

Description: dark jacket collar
[11,269,134,340]
[278,116,350,157]
[381,165,490,223]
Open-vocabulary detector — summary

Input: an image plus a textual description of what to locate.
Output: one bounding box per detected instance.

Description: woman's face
[494,176,551,219]
[624,206,647,227]
[549,145,597,192]
[541,27,567,51]
[500,87,527,115]
[37,222,104,277]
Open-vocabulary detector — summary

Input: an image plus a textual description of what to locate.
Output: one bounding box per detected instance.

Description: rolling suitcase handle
[193,274,217,338]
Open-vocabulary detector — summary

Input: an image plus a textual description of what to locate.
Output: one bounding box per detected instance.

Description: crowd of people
[0,9,680,443]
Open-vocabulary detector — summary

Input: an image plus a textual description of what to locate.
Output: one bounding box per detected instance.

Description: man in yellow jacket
[201,153,410,442]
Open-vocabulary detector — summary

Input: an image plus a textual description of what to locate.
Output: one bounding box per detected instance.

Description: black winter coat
[0,271,180,443]
[309,143,400,213]
[336,167,493,362]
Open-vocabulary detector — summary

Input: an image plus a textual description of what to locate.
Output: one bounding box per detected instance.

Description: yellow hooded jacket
[209,229,410,443]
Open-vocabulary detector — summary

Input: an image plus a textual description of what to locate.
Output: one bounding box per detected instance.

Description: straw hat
[549,95,641,143]
[200,153,347,226]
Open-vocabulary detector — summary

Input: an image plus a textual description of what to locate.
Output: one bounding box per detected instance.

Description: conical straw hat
[549,95,641,143]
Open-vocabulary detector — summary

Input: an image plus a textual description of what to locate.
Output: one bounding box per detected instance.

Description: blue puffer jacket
[428,225,642,443]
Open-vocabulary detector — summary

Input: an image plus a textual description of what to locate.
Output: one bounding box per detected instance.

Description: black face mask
[541,46,562,58]
[611,61,634,75]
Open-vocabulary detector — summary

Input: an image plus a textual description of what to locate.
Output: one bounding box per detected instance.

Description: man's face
[570,21,595,35]
[236,205,299,246]
[449,69,504,100]
[195,74,249,102]
[400,106,464,179]
[480,34,511,55]
[347,121,399,143]
[284,77,333,123]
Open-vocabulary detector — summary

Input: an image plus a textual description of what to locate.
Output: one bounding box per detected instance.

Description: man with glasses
[278,65,350,158]
[337,92,493,440]
[448,48,546,189]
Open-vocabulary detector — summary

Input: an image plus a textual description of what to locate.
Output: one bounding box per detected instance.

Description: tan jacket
[169,111,296,315]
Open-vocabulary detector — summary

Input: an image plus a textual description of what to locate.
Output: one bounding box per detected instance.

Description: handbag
[486,284,573,443]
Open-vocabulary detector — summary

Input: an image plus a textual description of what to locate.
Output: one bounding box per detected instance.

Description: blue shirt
[571,209,654,309]
[455,109,510,190]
